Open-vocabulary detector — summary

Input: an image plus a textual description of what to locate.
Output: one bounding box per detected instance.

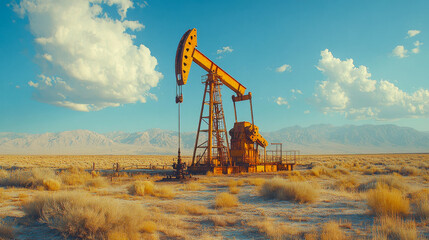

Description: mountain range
[0,124,428,155]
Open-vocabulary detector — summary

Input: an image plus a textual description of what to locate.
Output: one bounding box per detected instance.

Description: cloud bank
[16,0,163,111]
[314,49,429,120]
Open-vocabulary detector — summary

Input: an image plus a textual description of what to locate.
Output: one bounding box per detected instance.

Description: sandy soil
[0,154,428,239]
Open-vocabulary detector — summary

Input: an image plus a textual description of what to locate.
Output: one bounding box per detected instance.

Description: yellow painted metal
[193,50,246,96]
[175,28,246,96]
[174,28,292,175]
[229,121,268,166]
[175,29,197,85]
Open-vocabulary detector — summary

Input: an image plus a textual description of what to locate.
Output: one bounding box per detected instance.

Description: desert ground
[0,154,428,240]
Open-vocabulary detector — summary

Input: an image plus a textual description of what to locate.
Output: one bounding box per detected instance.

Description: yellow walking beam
[175,28,246,96]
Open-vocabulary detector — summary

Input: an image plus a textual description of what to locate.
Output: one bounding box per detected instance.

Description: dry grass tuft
[410,189,429,220]
[228,179,244,187]
[229,185,240,194]
[399,166,422,176]
[140,220,157,233]
[128,181,146,196]
[154,185,176,199]
[0,219,14,240]
[209,215,238,227]
[310,166,333,177]
[86,177,108,188]
[248,218,299,240]
[321,221,345,240]
[334,176,358,192]
[215,192,239,208]
[174,202,212,215]
[247,178,266,186]
[43,178,61,191]
[60,167,92,186]
[128,181,175,199]
[183,182,205,191]
[0,169,9,179]
[358,175,409,193]
[23,191,151,240]
[372,216,417,240]
[227,180,241,194]
[0,168,59,189]
[367,184,410,217]
[260,177,318,203]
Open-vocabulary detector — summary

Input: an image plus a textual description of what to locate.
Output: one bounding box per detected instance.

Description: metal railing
[265,150,300,164]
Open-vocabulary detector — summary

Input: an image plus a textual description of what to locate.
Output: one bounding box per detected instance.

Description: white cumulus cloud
[314,49,429,120]
[407,30,421,38]
[276,64,292,73]
[392,45,408,58]
[412,40,423,54]
[16,0,162,112]
[275,97,288,106]
[216,46,233,54]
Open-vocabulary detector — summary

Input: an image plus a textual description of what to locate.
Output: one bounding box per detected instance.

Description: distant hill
[1,124,428,155]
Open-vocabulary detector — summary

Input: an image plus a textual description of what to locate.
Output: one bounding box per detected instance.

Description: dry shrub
[60,167,91,186]
[372,216,417,240]
[0,168,58,189]
[247,178,266,186]
[358,175,409,193]
[399,166,422,176]
[415,199,429,220]
[128,181,175,199]
[43,178,61,191]
[226,179,244,194]
[367,184,410,216]
[175,202,212,215]
[228,179,244,187]
[215,192,239,208]
[410,189,429,220]
[140,181,155,195]
[0,219,14,240]
[248,218,299,240]
[128,181,146,196]
[154,185,176,199]
[285,171,307,182]
[140,221,156,233]
[332,167,350,175]
[0,169,9,179]
[334,177,358,192]
[209,215,238,227]
[310,166,333,177]
[86,177,108,188]
[229,185,240,194]
[260,177,318,203]
[183,182,204,191]
[321,221,345,240]
[0,188,10,201]
[23,191,152,240]
[304,231,318,240]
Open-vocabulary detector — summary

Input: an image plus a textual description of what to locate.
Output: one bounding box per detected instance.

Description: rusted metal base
[187,163,295,175]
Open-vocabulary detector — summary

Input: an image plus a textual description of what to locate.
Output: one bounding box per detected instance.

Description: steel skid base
[188,163,295,175]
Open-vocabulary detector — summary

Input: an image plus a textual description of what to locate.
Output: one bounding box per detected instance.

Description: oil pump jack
[174,28,289,175]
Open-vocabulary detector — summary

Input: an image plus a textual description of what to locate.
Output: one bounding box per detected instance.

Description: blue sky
[1,0,428,134]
